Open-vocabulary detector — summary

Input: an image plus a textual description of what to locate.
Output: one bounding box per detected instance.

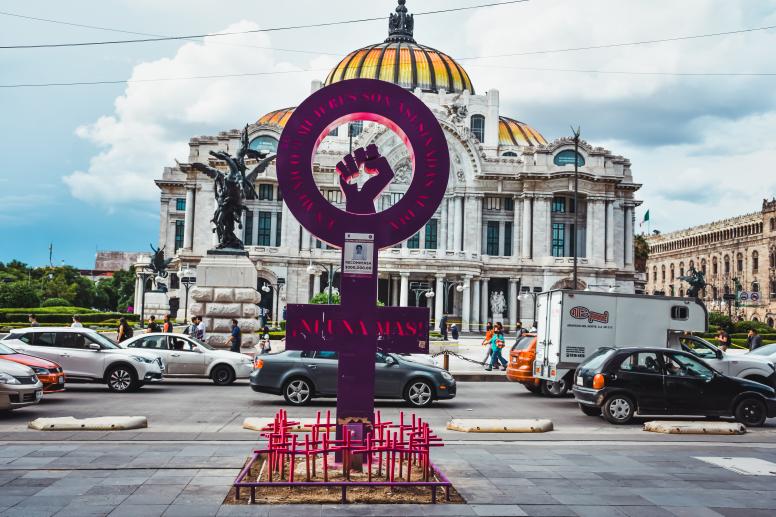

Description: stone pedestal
[143,292,170,319]
[189,251,261,349]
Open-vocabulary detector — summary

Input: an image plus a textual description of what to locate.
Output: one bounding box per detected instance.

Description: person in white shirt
[196,316,207,341]
[71,316,83,328]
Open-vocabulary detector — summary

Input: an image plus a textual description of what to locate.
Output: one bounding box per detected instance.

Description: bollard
[443,351,449,371]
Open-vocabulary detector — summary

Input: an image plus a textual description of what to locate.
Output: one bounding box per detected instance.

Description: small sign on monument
[343,233,375,277]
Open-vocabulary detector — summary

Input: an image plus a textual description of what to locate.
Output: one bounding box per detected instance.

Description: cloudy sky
[2,0,776,268]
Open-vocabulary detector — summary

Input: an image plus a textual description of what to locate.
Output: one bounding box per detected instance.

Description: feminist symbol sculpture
[277,79,449,430]
[191,127,276,250]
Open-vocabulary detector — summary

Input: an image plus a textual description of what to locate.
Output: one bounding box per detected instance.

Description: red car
[0,341,65,393]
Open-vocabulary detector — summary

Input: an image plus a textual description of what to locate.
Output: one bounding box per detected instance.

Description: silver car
[250,351,456,407]
[121,333,253,385]
[0,360,43,411]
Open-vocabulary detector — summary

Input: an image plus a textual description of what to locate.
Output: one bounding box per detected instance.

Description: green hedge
[0,306,100,315]
[41,298,71,308]
[0,312,139,324]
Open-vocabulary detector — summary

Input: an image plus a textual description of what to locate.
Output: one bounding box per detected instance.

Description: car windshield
[88,332,120,349]
[579,348,615,371]
[511,336,534,352]
[749,343,776,356]
[680,336,720,360]
[0,342,16,354]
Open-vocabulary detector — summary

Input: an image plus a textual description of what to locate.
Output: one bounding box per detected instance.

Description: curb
[28,416,148,431]
[452,372,508,382]
[643,420,746,435]
[447,418,554,433]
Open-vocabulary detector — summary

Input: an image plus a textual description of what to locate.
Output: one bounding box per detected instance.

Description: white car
[0,360,43,411]
[1,328,164,392]
[748,343,776,361]
[120,333,253,385]
[680,336,776,386]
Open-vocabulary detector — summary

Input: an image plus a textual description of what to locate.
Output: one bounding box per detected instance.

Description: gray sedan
[250,351,456,407]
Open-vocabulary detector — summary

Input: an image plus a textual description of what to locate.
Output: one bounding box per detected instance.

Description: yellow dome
[256,107,295,128]
[499,116,548,147]
[324,1,474,95]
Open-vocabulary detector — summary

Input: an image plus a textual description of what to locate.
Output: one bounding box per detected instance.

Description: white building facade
[144,1,641,332]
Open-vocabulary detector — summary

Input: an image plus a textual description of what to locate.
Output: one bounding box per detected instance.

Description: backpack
[125,325,134,338]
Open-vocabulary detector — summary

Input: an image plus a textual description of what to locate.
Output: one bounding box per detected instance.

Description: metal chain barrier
[431,350,491,368]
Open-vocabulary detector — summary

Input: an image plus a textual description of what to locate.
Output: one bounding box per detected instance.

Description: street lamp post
[306,262,340,304]
[260,278,286,327]
[571,126,581,290]
[137,269,154,329]
[179,268,195,323]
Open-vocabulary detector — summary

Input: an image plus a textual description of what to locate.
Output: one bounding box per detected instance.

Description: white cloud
[64,21,336,203]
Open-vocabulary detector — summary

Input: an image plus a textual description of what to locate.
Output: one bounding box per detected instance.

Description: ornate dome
[256,107,295,128]
[498,116,548,147]
[324,1,474,95]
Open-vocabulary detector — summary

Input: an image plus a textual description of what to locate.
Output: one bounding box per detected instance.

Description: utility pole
[571,126,581,289]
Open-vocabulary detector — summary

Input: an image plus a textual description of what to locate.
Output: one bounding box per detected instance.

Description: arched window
[679,262,685,277]
[771,218,775,231]
[752,251,759,272]
[752,282,760,293]
[679,288,685,297]
[502,151,518,157]
[249,135,278,153]
[689,260,695,270]
[736,253,743,272]
[470,115,485,143]
[712,286,718,300]
[652,266,657,282]
[724,255,730,274]
[771,250,776,268]
[661,265,666,282]
[670,263,675,280]
[553,149,585,167]
[768,317,774,328]
[712,257,718,275]
[724,285,731,295]
[700,258,706,275]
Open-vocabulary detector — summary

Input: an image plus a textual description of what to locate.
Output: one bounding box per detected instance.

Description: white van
[534,291,776,396]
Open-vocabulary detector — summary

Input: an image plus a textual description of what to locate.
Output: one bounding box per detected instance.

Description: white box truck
[533,290,708,396]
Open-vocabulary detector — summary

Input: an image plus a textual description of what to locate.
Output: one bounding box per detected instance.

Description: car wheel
[602,394,635,425]
[283,378,312,406]
[106,365,138,393]
[579,404,602,417]
[540,378,569,397]
[211,365,236,386]
[405,379,434,408]
[735,397,767,427]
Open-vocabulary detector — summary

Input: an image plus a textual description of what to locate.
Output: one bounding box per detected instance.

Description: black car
[573,347,776,426]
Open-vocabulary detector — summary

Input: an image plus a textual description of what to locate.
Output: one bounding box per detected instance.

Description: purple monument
[276,78,449,429]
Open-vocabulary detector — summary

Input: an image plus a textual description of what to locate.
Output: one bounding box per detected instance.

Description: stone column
[440,198,448,251]
[606,200,615,263]
[183,185,195,249]
[434,274,445,326]
[471,278,481,332]
[482,220,489,255]
[312,273,321,295]
[400,272,409,307]
[508,279,518,331]
[475,196,483,255]
[273,285,280,324]
[461,275,472,333]
[595,200,606,263]
[521,196,532,258]
[446,198,455,250]
[586,199,595,261]
[453,195,463,252]
[498,221,505,256]
[480,277,490,328]
[301,228,311,252]
[513,196,522,260]
[391,276,400,306]
[533,197,551,258]
[625,205,634,268]
[270,212,278,247]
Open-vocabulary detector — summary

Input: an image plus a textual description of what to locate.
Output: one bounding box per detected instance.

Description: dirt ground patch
[224,454,465,505]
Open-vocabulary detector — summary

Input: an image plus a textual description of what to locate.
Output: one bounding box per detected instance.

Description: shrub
[732,320,773,334]
[41,297,72,307]
[708,312,732,330]
[0,311,138,324]
[0,282,40,309]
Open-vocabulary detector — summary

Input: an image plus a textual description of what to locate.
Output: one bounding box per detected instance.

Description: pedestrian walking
[28,314,40,327]
[486,323,508,371]
[747,329,763,351]
[117,317,133,343]
[439,314,449,340]
[146,315,161,333]
[196,316,207,341]
[482,322,494,365]
[162,314,173,333]
[529,321,537,333]
[450,323,459,340]
[71,316,83,328]
[226,319,242,353]
[716,328,731,351]
[514,321,525,337]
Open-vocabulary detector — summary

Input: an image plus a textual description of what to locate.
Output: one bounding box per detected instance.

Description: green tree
[0,282,40,308]
[634,234,649,272]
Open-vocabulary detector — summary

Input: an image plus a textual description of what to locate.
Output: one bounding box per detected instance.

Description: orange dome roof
[499,116,547,147]
[324,1,474,94]
[257,107,295,128]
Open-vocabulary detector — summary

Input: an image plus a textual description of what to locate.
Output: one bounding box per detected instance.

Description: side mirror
[88,343,101,351]
[385,355,396,366]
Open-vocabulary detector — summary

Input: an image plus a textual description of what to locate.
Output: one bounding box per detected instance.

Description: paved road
[1,379,775,441]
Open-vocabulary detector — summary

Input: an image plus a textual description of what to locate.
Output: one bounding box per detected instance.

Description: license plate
[35,390,43,401]
[58,376,64,383]
[576,376,583,386]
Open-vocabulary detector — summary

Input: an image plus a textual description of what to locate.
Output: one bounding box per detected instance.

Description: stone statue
[678,265,707,298]
[148,244,173,277]
[490,290,506,316]
[191,126,276,250]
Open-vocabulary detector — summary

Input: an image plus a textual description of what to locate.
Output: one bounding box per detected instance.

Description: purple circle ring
[276,79,449,249]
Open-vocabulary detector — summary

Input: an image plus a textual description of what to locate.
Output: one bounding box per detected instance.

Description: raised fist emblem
[336,144,395,214]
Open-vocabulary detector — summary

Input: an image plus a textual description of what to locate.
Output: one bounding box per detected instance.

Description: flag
[640,210,650,227]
